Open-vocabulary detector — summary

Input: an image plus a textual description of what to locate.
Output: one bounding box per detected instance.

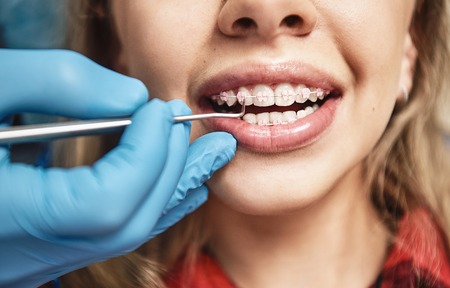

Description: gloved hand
[0,49,237,287]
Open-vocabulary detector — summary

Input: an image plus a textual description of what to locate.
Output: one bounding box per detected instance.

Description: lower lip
[201,96,340,153]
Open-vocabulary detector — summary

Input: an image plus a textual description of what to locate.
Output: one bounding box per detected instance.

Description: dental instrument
[0,103,246,145]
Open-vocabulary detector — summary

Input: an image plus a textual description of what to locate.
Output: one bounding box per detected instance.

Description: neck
[205,166,389,288]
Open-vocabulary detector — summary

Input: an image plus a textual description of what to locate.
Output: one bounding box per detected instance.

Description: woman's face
[111,0,416,214]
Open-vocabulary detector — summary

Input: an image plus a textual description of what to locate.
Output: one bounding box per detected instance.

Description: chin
[206,156,331,216]
[204,137,370,217]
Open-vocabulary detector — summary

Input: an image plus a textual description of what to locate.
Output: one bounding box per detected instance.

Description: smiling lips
[196,63,342,153]
[201,84,340,153]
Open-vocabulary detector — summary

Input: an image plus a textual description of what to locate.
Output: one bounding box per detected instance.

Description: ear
[397,33,418,104]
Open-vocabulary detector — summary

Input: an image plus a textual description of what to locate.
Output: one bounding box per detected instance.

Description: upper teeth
[211,83,330,126]
[213,83,329,107]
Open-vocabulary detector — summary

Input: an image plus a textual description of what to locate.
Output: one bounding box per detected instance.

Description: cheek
[113,1,217,102]
[323,1,406,86]
[323,1,406,133]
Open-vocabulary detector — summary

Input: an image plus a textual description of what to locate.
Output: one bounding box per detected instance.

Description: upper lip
[193,60,344,103]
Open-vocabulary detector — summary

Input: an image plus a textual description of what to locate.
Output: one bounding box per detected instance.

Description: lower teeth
[242,104,319,126]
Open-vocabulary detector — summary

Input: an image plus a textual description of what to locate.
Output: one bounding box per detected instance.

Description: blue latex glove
[0,49,237,287]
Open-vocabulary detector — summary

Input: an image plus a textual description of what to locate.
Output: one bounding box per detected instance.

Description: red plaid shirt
[166,209,450,288]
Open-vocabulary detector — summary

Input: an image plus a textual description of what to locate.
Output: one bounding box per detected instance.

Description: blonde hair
[60,1,450,287]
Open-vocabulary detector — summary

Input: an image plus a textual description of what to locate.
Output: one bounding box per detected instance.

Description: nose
[217,0,317,40]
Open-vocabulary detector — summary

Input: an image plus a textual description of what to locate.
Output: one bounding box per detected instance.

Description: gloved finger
[98,100,192,251]
[151,185,208,236]
[0,49,147,119]
[163,132,237,214]
[4,99,174,237]
[148,132,237,238]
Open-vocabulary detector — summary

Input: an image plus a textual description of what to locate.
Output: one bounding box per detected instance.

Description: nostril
[283,15,303,28]
[218,2,317,38]
[233,17,257,30]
